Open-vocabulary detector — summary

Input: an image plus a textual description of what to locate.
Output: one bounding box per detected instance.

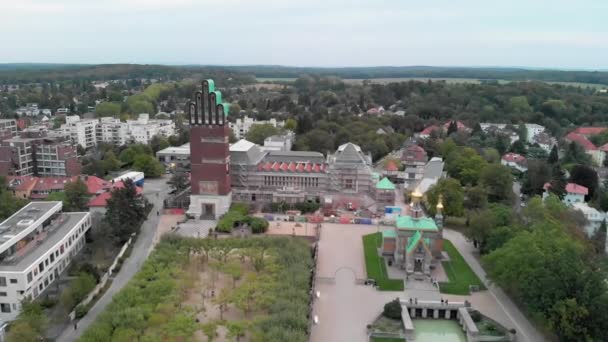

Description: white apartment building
[60,114,175,148]
[62,116,98,149]
[0,119,17,137]
[0,201,91,320]
[97,117,129,146]
[525,123,545,143]
[571,202,605,237]
[229,116,284,139]
[126,114,175,144]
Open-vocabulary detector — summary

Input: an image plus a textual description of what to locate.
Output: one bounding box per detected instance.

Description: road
[513,181,523,212]
[444,229,545,342]
[57,177,171,342]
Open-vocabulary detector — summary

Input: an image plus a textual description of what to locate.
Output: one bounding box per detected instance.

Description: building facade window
[0,304,10,313]
[0,277,6,287]
[9,279,16,284]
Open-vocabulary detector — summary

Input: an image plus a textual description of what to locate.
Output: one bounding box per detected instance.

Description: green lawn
[362,232,404,291]
[439,239,485,295]
[370,337,404,342]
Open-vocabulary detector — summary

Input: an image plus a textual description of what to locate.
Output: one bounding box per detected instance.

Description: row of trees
[79,235,312,342]
[481,195,608,341]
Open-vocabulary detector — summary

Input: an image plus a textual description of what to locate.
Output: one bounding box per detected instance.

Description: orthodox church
[381,191,444,275]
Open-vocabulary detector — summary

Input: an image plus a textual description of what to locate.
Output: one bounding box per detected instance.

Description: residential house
[501,153,528,172]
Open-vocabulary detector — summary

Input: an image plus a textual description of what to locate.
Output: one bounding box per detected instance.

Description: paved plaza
[310,223,538,342]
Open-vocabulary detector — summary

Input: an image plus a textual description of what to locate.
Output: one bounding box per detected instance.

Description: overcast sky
[0,0,606,69]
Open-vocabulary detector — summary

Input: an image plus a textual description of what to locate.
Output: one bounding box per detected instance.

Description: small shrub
[75,304,89,319]
[249,217,269,234]
[39,296,58,309]
[470,310,482,322]
[382,298,402,320]
[230,203,250,216]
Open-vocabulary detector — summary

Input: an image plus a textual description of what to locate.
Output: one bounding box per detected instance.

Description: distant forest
[1,64,608,86]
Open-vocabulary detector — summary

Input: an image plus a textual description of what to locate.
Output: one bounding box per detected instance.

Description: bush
[231,203,250,216]
[470,310,482,322]
[382,298,402,320]
[75,304,90,319]
[249,217,269,234]
[39,296,58,309]
[217,210,247,233]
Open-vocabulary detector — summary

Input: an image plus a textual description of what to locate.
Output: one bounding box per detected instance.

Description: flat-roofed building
[156,143,191,170]
[0,201,91,320]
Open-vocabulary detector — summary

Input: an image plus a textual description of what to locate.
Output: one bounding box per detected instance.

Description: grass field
[439,239,485,295]
[362,232,404,291]
[256,77,606,89]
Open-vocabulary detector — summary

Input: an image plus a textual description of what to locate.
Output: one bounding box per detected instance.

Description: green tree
[128,100,154,115]
[480,164,513,203]
[517,122,528,142]
[464,186,488,211]
[102,151,121,173]
[150,135,170,153]
[223,262,243,288]
[201,322,218,341]
[382,298,402,319]
[426,178,464,217]
[133,154,165,178]
[245,123,280,144]
[569,164,598,199]
[169,172,189,192]
[60,272,96,310]
[563,141,592,166]
[548,145,559,164]
[226,320,247,342]
[0,177,29,221]
[509,96,532,113]
[95,102,121,117]
[447,120,458,136]
[105,179,147,243]
[284,118,297,131]
[64,178,90,211]
[522,160,551,196]
[445,147,487,186]
[591,220,607,254]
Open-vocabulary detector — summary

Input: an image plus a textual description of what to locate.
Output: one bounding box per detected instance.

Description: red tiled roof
[502,153,526,163]
[571,127,607,136]
[87,183,143,207]
[566,183,588,195]
[88,191,112,207]
[256,162,326,173]
[84,176,113,194]
[6,176,38,191]
[565,132,597,151]
[385,160,399,171]
[402,145,427,163]
[420,125,440,136]
[32,176,77,192]
[443,120,469,130]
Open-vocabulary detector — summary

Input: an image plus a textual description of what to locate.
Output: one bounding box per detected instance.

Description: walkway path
[57,177,171,342]
[444,229,545,342]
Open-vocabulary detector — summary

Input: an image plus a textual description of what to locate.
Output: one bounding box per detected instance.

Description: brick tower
[187,79,232,219]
